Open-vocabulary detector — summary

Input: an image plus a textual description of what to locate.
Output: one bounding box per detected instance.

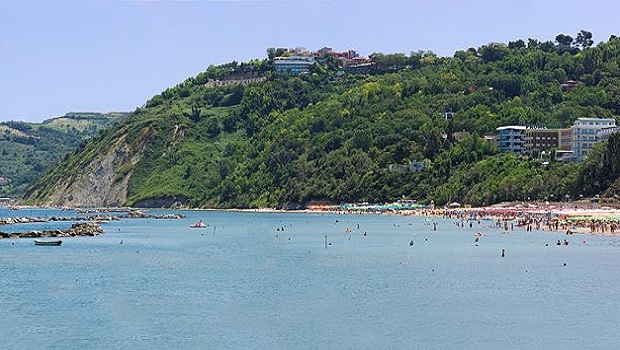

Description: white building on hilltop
[571,117,618,162]
[273,56,316,75]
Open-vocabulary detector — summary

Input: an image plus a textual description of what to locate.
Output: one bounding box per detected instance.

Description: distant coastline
[4,201,620,237]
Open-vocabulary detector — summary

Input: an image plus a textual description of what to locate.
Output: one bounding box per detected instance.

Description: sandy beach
[305,201,620,237]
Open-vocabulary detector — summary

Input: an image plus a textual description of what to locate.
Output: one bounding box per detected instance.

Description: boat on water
[190,220,208,228]
[34,239,62,246]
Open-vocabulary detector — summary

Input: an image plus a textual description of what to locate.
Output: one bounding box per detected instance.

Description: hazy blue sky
[1,0,618,122]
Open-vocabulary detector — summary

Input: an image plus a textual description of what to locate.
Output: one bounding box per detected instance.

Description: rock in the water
[68,222,104,236]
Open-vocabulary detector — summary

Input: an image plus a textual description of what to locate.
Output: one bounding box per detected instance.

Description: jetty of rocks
[0,210,185,239]
[0,210,185,226]
[1,222,104,239]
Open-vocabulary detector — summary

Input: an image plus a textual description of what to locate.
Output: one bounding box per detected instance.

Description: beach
[306,200,620,237]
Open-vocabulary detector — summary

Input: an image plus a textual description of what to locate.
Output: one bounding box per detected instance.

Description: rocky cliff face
[24,134,142,207]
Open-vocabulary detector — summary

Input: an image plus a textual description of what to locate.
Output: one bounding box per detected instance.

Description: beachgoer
[501,249,505,258]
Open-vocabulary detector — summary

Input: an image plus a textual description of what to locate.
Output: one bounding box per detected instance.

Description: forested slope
[22,33,620,208]
[0,112,128,197]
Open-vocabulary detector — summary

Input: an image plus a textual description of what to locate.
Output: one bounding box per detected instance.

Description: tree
[555,34,574,53]
[508,39,526,50]
[190,105,201,123]
[605,133,620,179]
[540,41,556,52]
[555,34,574,47]
[576,30,594,48]
[478,43,509,62]
[266,48,276,61]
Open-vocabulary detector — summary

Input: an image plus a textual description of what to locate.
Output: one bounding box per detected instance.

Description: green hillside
[0,112,129,197]
[22,32,620,208]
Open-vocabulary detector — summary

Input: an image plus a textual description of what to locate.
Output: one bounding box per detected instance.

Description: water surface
[1,209,619,349]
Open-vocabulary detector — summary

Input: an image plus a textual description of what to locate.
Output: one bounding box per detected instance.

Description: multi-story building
[595,125,620,142]
[496,126,526,154]
[344,58,374,73]
[274,56,316,75]
[273,46,371,74]
[496,119,619,161]
[525,128,572,156]
[571,118,618,162]
[559,128,573,151]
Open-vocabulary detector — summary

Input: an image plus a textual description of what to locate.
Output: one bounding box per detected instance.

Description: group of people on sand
[585,220,618,234]
[430,207,620,237]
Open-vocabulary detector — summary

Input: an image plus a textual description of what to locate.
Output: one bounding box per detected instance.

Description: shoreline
[3,203,620,237]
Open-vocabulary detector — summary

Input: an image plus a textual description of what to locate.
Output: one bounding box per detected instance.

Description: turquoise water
[2,208,620,349]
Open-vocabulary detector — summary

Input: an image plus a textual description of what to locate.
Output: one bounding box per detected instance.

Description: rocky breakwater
[1,222,104,239]
[123,210,185,219]
[0,214,119,225]
[0,211,185,226]
[0,210,185,239]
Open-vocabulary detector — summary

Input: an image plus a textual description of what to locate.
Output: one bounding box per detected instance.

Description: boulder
[68,222,104,236]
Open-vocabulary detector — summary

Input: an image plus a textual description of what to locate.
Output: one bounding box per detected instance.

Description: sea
[1,207,620,350]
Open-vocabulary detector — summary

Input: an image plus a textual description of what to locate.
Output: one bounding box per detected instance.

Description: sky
[1,0,619,122]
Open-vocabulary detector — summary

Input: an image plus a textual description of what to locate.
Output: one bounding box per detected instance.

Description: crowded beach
[309,200,620,236]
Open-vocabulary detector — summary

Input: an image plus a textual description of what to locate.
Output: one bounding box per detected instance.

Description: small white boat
[34,239,62,246]
[190,220,208,228]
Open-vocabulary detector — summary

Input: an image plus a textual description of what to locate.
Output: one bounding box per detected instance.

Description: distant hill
[21,33,620,208]
[0,112,129,197]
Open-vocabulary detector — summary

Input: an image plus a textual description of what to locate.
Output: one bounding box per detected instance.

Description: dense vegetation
[23,32,620,208]
[0,113,128,197]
